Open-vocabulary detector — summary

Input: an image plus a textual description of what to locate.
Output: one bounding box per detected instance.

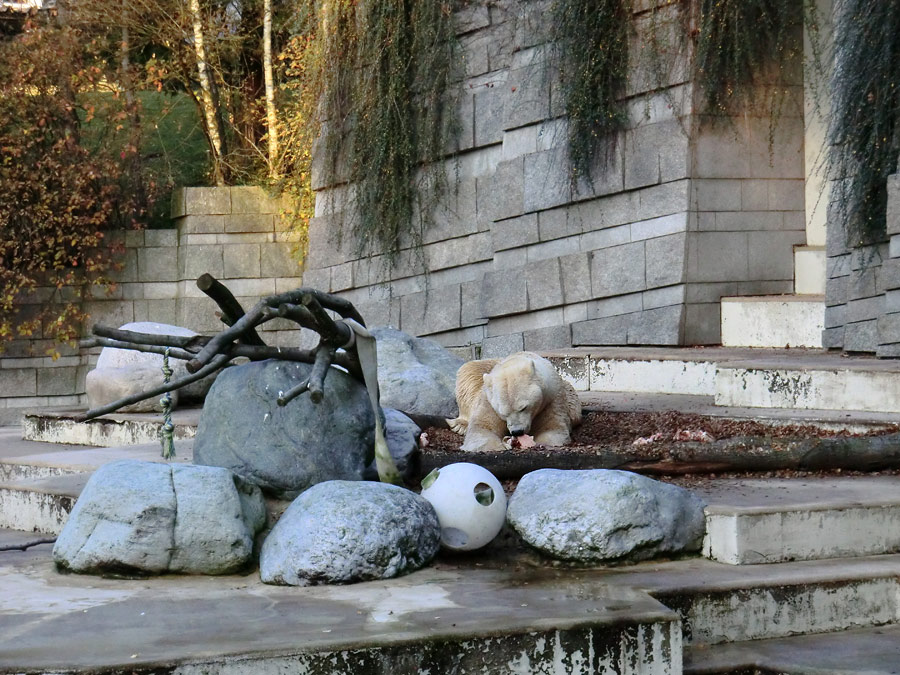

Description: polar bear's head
[483,357,546,436]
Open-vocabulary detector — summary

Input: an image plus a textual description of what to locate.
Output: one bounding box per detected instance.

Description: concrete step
[720,295,825,349]
[0,551,681,674]
[548,346,900,416]
[715,353,900,413]
[547,347,765,396]
[602,554,900,648]
[0,439,193,534]
[684,624,900,674]
[692,476,900,565]
[0,474,85,534]
[23,407,200,446]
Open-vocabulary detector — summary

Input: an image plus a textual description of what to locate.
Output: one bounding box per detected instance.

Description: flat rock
[372,327,463,418]
[259,480,441,586]
[507,469,706,562]
[193,360,375,498]
[85,321,214,412]
[52,459,266,575]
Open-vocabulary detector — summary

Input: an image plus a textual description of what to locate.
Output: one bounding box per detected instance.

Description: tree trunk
[263,0,279,177]
[120,20,148,223]
[188,0,227,186]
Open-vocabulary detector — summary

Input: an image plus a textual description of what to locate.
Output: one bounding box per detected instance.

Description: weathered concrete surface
[720,295,825,349]
[0,474,85,534]
[0,545,680,674]
[591,554,900,647]
[715,356,900,413]
[0,437,193,534]
[684,624,900,674]
[4,541,900,672]
[23,408,200,446]
[1,434,193,482]
[695,476,900,564]
[544,346,900,416]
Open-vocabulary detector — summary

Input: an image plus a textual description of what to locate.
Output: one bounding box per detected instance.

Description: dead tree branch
[78,277,371,420]
[196,273,266,346]
[76,354,233,422]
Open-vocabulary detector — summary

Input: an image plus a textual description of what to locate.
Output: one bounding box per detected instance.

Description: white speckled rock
[260,480,441,586]
[85,321,214,412]
[372,327,464,417]
[53,460,266,575]
[507,469,706,563]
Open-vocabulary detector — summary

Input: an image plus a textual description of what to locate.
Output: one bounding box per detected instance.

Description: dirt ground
[423,410,896,453]
[420,410,900,489]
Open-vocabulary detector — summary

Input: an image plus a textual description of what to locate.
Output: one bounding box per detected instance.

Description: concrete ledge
[715,362,900,413]
[720,295,825,349]
[696,477,900,564]
[0,475,82,533]
[23,409,200,446]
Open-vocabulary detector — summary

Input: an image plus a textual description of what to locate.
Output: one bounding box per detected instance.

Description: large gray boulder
[85,321,213,412]
[53,460,266,575]
[260,480,441,586]
[507,469,706,563]
[372,327,463,418]
[193,360,375,499]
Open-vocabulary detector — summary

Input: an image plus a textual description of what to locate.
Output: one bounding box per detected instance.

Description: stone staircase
[546,345,900,416]
[5,349,900,672]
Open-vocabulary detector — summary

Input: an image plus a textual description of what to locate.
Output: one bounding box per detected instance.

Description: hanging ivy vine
[286,0,458,264]
[693,0,811,116]
[828,0,900,246]
[552,0,630,185]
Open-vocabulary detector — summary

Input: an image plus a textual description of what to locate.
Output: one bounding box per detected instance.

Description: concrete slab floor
[685,624,900,674]
[4,526,900,672]
[0,543,679,674]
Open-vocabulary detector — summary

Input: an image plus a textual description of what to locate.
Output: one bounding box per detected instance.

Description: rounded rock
[507,468,706,563]
[259,480,441,586]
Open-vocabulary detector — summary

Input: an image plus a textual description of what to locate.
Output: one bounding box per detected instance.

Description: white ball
[420,462,507,551]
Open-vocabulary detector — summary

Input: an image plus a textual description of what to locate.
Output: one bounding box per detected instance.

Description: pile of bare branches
[78,274,368,422]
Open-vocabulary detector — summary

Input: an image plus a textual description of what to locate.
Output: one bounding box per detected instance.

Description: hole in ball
[473,482,494,506]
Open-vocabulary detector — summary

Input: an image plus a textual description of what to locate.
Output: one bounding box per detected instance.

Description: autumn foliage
[0,18,143,354]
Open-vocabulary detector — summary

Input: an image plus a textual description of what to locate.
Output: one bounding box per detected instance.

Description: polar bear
[447,352,582,453]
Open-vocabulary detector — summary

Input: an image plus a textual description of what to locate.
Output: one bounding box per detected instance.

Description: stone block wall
[0,187,303,422]
[303,0,807,355]
[824,170,900,355]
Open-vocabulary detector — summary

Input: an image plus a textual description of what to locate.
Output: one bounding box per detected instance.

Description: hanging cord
[160,347,176,460]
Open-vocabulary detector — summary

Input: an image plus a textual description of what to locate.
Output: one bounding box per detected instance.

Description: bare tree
[263,0,279,176]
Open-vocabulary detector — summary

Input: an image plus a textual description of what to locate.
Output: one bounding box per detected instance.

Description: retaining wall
[823,170,900,355]
[0,187,302,423]
[302,0,807,355]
